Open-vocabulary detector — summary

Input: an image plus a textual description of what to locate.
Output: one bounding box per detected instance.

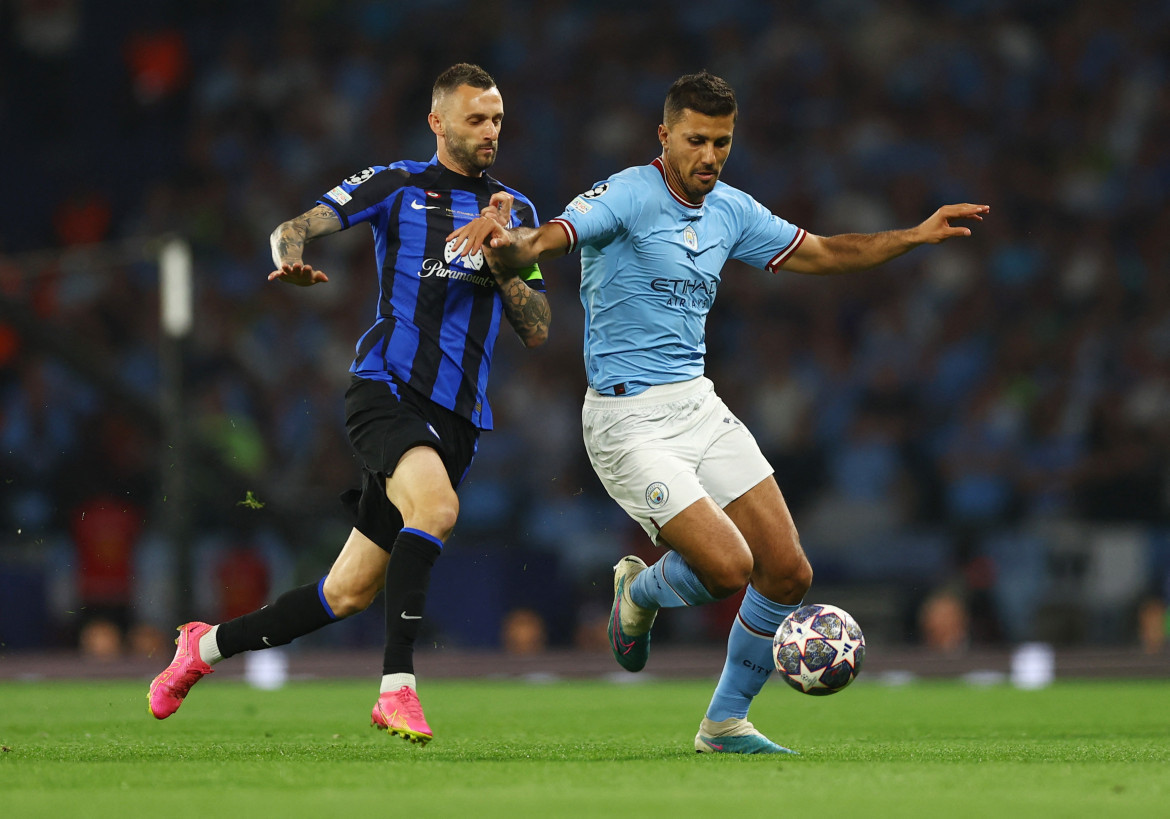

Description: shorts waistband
[584,376,711,409]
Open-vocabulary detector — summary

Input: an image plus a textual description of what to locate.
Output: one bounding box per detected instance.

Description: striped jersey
[318,155,542,429]
[549,158,805,396]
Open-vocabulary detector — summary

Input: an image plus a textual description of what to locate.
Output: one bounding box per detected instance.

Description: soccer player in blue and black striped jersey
[149,64,550,744]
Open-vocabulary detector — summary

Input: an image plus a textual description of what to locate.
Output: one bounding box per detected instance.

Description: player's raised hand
[915,203,990,244]
[446,215,510,259]
[481,191,514,225]
[269,261,329,286]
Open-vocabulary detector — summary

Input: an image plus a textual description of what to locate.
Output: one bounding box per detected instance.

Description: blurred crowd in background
[1,0,1168,659]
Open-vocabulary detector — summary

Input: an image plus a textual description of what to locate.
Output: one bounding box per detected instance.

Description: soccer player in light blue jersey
[449,71,988,754]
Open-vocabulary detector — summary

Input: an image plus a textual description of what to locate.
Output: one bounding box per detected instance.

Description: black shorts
[341,374,480,552]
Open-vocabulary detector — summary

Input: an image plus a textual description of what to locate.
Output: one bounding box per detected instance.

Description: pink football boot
[148,622,215,719]
[371,686,432,744]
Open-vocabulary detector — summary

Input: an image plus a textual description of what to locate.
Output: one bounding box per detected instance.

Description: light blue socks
[706,585,800,721]
[628,550,718,608]
[629,554,799,720]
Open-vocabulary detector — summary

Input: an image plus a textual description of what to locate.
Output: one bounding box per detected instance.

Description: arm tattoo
[498,276,551,347]
[271,205,340,267]
[273,217,309,265]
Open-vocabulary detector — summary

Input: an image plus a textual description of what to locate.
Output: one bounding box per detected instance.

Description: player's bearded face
[436,85,503,176]
[447,126,498,173]
[660,110,735,203]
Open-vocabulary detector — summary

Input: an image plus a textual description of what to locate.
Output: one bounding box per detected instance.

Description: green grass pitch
[1,676,1167,817]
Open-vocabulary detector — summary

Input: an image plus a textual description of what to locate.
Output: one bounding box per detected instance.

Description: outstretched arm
[268,204,344,286]
[780,203,989,275]
[446,218,571,269]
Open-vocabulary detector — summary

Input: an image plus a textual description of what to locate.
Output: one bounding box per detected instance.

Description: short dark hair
[663,71,737,126]
[432,63,497,110]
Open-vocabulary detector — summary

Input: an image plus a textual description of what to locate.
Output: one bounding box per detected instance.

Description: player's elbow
[268,224,288,253]
[522,326,549,348]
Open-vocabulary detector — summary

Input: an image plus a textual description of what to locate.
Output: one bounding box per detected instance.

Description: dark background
[1,0,1167,659]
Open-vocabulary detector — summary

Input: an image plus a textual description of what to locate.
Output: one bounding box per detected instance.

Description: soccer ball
[773,603,865,695]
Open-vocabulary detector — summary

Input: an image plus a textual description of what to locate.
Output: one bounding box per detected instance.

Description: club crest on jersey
[683,225,698,251]
[580,182,609,199]
[444,238,485,270]
[344,168,376,186]
[645,482,669,509]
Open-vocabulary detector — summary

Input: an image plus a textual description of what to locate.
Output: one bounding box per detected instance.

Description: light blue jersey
[550,158,806,395]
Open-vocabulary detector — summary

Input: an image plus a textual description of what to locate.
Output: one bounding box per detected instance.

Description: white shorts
[581,376,773,546]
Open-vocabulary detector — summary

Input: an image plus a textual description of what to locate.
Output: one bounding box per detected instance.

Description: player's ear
[428,112,444,137]
[657,123,669,150]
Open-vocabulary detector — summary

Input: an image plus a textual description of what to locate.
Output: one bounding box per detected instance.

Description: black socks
[382,529,442,675]
[212,528,442,670]
[215,581,337,659]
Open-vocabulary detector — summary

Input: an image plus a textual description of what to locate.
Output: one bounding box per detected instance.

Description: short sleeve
[318,165,407,230]
[729,194,807,273]
[548,178,636,253]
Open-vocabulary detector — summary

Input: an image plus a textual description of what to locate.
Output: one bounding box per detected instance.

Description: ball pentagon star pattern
[788,657,830,692]
[772,603,866,695]
[824,632,861,671]
[779,612,827,654]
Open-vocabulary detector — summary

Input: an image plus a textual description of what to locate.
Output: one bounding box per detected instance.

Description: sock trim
[739,585,800,635]
[660,566,692,607]
[317,577,339,620]
[735,612,775,639]
[660,551,718,606]
[401,527,444,551]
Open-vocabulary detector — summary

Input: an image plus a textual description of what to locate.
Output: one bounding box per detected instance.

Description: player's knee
[329,590,377,618]
[402,492,459,542]
[322,578,379,618]
[764,555,813,604]
[791,558,813,599]
[702,554,754,599]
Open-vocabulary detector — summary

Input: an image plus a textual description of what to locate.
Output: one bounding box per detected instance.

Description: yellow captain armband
[519,263,542,282]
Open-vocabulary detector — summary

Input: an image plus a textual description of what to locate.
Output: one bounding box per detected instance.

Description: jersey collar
[651,157,703,210]
[429,153,501,191]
